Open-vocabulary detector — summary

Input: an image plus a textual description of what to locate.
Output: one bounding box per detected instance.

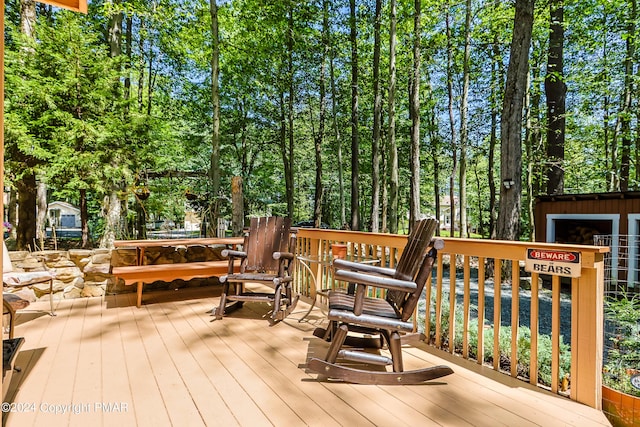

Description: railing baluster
[493,258,502,371]
[551,275,561,393]
[511,262,520,378]
[424,266,434,343]
[530,272,539,386]
[463,255,470,359]
[449,254,457,354]
[478,257,485,365]
[435,253,444,348]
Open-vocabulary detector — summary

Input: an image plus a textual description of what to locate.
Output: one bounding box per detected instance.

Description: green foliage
[603,291,640,397]
[421,292,572,387]
[3,0,640,242]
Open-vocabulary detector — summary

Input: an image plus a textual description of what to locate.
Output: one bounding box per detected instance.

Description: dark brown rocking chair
[212,216,299,321]
[307,218,454,385]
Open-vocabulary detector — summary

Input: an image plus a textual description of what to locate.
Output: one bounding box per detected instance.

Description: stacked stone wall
[4,245,226,303]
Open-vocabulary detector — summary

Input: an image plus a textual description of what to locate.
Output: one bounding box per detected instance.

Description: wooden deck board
[99,293,137,426]
[152,300,241,426]
[3,285,612,427]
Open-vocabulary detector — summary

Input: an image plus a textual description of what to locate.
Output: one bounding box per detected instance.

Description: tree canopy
[3,0,639,247]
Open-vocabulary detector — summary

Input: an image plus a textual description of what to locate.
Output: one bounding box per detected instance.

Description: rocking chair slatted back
[386,218,439,321]
[244,216,292,273]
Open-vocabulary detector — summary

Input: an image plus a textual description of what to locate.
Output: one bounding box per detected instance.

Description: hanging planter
[185,189,198,201]
[331,243,348,259]
[134,186,151,200]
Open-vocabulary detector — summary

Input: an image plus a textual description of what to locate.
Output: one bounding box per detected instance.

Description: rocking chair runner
[212,217,299,321]
[307,218,454,385]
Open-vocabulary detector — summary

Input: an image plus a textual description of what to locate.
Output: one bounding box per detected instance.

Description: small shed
[534,192,640,289]
[534,191,640,244]
[47,201,81,228]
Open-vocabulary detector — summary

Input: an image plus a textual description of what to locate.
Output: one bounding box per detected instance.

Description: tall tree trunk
[381,110,388,233]
[329,43,346,227]
[108,2,122,58]
[9,190,18,240]
[137,18,146,113]
[314,0,328,228]
[618,0,635,192]
[232,176,244,236]
[388,0,398,234]
[102,0,124,248]
[36,181,47,248]
[445,5,457,237]
[210,0,221,235]
[16,176,36,250]
[425,78,441,236]
[459,0,471,237]
[370,0,382,233]
[409,0,421,230]
[349,0,360,230]
[124,14,132,108]
[100,191,121,248]
[545,0,566,195]
[15,0,38,250]
[80,189,90,248]
[496,0,535,241]
[20,0,35,37]
[488,40,500,238]
[526,46,544,240]
[286,4,295,219]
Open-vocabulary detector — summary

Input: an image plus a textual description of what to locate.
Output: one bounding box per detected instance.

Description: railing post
[571,252,604,409]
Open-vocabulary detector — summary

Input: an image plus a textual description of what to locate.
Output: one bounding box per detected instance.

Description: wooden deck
[4,285,611,427]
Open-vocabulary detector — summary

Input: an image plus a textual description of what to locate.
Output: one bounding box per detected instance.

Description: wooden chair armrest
[332,258,396,277]
[273,251,294,261]
[221,249,247,259]
[334,269,417,293]
[274,251,295,278]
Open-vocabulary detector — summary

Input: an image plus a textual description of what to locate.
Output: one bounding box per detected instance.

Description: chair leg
[272,284,282,320]
[214,282,230,319]
[388,331,404,372]
[326,324,348,364]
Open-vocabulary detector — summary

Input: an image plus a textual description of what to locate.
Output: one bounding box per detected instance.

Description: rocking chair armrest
[273,275,293,286]
[334,269,417,293]
[332,258,396,277]
[273,251,294,261]
[221,249,247,259]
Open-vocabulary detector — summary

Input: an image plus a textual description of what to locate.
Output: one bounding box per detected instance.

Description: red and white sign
[525,248,581,278]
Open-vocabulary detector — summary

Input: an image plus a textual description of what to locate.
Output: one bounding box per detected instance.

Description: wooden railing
[294,228,608,409]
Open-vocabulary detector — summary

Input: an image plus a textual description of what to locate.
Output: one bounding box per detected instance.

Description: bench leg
[137,282,143,308]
